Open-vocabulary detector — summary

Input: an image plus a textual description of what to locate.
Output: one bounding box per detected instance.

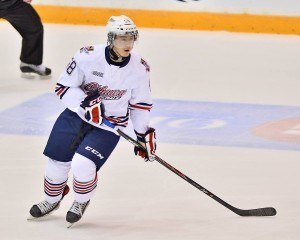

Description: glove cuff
[134,127,155,143]
[134,130,146,143]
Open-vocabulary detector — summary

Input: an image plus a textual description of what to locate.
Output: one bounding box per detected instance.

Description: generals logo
[83,82,99,93]
[83,82,127,100]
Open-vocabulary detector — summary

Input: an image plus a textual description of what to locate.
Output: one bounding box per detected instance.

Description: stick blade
[236,207,277,216]
[248,207,277,216]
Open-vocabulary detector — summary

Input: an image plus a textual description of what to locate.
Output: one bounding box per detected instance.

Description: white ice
[0,22,300,240]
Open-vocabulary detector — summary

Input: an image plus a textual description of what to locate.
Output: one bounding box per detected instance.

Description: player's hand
[23,0,33,3]
[80,90,103,124]
[134,128,156,162]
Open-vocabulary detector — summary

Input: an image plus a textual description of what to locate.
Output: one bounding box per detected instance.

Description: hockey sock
[44,158,71,203]
[71,153,98,203]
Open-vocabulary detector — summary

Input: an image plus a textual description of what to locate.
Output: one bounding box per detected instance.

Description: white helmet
[106,15,139,45]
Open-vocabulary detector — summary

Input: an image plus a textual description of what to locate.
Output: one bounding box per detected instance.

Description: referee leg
[3,2,44,65]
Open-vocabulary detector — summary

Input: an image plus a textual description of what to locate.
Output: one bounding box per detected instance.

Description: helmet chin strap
[109,46,125,63]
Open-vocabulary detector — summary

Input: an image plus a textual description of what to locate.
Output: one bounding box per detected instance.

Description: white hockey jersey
[55,44,153,134]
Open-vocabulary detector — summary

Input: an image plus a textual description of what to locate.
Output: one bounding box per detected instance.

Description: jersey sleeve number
[66,58,77,75]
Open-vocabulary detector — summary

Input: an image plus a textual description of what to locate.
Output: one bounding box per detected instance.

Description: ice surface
[0,22,299,240]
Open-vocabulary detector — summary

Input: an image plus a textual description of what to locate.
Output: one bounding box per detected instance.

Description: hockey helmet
[106,15,139,45]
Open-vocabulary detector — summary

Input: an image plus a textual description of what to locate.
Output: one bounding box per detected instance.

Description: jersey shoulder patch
[140,58,150,72]
[80,46,94,54]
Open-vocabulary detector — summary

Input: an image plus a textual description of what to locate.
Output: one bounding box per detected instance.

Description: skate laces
[69,201,88,216]
[36,200,58,214]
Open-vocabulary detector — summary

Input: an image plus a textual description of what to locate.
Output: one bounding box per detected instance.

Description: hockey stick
[116,128,277,217]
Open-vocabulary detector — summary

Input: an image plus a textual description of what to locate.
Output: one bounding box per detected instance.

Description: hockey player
[28,15,157,226]
[0,0,51,78]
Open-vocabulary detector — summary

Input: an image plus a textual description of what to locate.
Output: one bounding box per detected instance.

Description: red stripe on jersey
[129,103,152,111]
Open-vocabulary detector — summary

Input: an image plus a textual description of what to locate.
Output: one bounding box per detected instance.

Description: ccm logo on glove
[80,90,103,124]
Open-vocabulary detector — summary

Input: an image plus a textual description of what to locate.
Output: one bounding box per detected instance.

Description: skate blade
[27,213,52,221]
[39,74,52,80]
[21,72,52,80]
[27,215,36,221]
[21,72,36,79]
[67,222,75,228]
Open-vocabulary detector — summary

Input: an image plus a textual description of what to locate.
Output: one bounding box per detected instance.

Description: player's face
[113,35,135,57]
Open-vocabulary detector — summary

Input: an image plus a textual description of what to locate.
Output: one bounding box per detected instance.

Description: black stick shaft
[116,129,276,217]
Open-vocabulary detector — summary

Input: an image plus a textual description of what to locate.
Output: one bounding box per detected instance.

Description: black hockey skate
[20,62,52,79]
[28,185,70,219]
[66,200,90,227]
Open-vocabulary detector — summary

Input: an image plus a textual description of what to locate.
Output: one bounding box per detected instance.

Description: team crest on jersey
[83,82,127,100]
[83,82,99,94]
[98,85,127,100]
[80,46,94,54]
[140,58,150,72]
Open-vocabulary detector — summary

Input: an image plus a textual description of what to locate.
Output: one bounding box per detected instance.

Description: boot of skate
[20,62,52,79]
[66,200,90,224]
[29,185,69,218]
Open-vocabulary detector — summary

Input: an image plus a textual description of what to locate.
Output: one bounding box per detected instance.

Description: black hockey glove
[80,90,103,124]
[134,128,156,162]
